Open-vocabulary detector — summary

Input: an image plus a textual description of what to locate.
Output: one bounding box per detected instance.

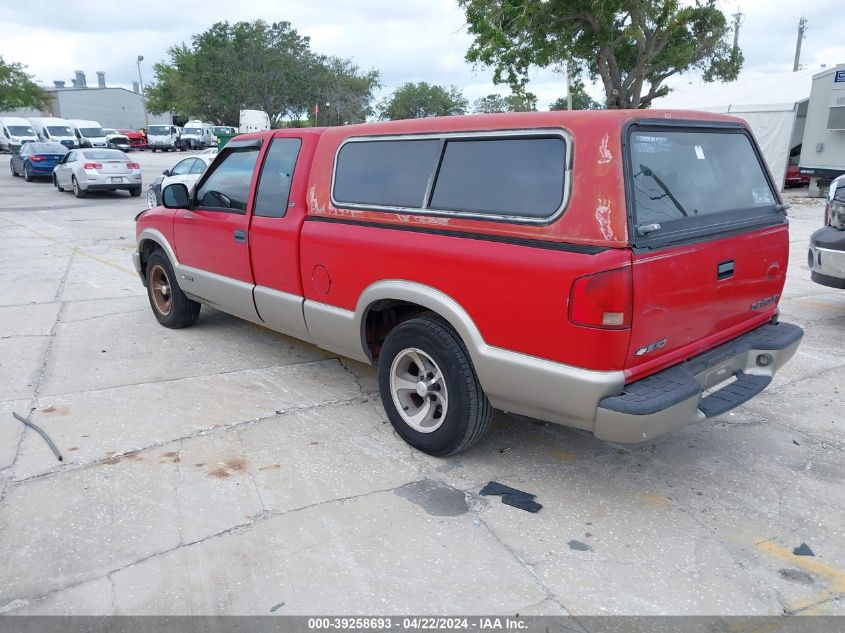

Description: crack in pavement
[8,248,74,481]
[8,394,374,486]
[0,481,417,613]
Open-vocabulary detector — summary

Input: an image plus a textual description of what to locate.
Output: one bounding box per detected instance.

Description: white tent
[653,68,816,188]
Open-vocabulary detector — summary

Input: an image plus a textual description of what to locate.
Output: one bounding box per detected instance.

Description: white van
[238,110,270,133]
[0,117,39,152]
[68,119,108,148]
[180,120,214,149]
[28,117,79,149]
[146,124,182,152]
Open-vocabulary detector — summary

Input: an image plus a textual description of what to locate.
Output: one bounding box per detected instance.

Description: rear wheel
[72,177,87,198]
[145,250,201,328]
[10,161,18,177]
[378,317,492,456]
[24,165,33,182]
[129,186,142,197]
[54,175,65,191]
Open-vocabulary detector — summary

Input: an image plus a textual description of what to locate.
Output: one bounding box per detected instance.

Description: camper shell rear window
[625,121,783,247]
[331,130,571,224]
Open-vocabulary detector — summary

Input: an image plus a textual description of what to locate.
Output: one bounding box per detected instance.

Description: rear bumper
[809,226,845,289]
[593,322,803,443]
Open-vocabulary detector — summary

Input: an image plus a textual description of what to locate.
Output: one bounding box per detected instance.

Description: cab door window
[171,158,195,176]
[253,138,302,218]
[195,146,260,213]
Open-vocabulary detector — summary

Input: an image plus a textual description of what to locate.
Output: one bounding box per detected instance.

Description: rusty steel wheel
[144,250,201,329]
[149,264,173,316]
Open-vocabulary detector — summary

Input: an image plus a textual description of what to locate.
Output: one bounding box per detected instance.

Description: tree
[549,78,603,111]
[0,57,51,111]
[146,20,379,127]
[310,57,381,127]
[378,82,468,120]
[473,91,537,113]
[459,0,743,109]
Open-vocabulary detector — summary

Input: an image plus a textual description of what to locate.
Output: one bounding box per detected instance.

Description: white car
[146,153,215,208]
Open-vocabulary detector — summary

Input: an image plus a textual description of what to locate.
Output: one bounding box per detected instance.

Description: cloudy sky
[2,0,844,110]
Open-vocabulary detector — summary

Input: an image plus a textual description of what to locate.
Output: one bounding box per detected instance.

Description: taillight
[83,162,102,170]
[29,155,45,162]
[569,268,633,329]
[126,162,140,169]
[830,199,845,230]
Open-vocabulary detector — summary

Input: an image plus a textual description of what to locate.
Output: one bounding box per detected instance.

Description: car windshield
[148,126,170,135]
[81,149,127,160]
[80,128,105,137]
[46,126,73,136]
[29,143,68,154]
[183,128,201,135]
[630,130,776,228]
[8,126,35,136]
[111,137,129,143]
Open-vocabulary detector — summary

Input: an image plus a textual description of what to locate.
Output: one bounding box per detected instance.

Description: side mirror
[162,169,171,177]
[162,183,190,209]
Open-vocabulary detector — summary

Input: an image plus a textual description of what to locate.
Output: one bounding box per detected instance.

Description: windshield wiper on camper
[636,164,688,218]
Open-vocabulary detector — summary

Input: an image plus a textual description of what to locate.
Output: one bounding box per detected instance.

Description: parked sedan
[53,149,142,198]
[146,153,215,208]
[107,135,132,152]
[10,142,68,181]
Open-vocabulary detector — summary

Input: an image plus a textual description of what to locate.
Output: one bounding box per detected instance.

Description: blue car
[10,142,68,182]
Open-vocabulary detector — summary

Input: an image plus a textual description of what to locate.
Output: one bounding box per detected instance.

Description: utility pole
[731,9,744,56]
[136,55,149,129]
[793,17,807,72]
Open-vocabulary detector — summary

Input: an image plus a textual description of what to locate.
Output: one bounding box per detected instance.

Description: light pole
[136,55,149,130]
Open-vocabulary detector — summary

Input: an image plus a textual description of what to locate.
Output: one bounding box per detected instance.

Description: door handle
[717,259,734,280]
[233,229,247,244]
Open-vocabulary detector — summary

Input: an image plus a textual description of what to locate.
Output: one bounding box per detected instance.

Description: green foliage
[549,78,603,111]
[473,91,537,113]
[378,82,468,120]
[146,20,380,126]
[459,0,743,109]
[0,57,51,111]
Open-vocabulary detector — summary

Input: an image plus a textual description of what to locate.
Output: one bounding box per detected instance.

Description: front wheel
[146,187,158,208]
[145,250,201,328]
[378,317,492,456]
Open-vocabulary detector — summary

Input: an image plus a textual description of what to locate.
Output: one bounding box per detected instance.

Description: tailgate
[627,225,788,377]
[624,121,788,381]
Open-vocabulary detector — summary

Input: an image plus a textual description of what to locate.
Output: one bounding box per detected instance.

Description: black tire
[145,250,201,328]
[72,177,87,198]
[10,161,18,177]
[54,175,65,191]
[378,316,492,456]
[129,186,142,197]
[151,148,157,153]
[24,165,33,182]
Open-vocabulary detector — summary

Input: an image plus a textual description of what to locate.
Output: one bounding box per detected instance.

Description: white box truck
[180,120,214,149]
[28,117,79,149]
[146,124,183,152]
[239,110,270,133]
[0,117,39,152]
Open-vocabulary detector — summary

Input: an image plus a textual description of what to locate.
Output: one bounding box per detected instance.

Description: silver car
[53,148,142,198]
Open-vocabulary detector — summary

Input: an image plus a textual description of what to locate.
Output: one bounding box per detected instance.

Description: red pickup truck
[134,110,803,455]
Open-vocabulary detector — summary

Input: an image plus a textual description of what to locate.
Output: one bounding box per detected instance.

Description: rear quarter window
[332,132,569,222]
